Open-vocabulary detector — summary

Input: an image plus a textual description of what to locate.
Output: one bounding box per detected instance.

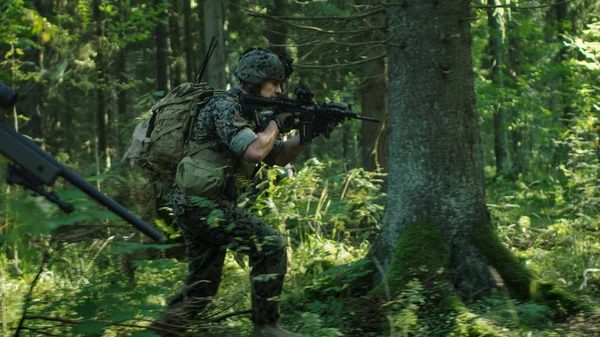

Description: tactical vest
[175,90,260,201]
[175,140,258,201]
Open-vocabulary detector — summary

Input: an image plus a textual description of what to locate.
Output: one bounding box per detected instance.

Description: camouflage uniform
[163,92,287,327]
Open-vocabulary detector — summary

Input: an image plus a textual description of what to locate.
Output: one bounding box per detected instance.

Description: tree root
[362,222,584,336]
[471,223,583,319]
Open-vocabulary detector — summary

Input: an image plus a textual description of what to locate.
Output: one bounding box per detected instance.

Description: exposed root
[471,224,583,318]
[361,221,584,336]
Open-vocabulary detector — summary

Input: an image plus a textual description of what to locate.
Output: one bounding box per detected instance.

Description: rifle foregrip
[300,121,312,145]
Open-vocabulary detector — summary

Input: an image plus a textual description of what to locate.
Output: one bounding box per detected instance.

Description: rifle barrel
[354,115,381,123]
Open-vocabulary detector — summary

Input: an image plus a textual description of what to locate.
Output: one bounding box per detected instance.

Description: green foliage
[248,159,385,244]
[3,1,600,336]
[294,312,344,337]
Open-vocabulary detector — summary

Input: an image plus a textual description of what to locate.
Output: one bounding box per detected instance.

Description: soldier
[152,48,303,337]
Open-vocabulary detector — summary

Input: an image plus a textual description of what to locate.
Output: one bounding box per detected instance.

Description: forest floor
[2,169,600,337]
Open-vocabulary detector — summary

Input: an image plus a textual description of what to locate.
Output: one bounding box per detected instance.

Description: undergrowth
[2,127,600,336]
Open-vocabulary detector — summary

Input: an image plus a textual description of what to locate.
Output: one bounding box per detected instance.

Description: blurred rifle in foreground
[0,82,163,242]
[238,88,380,145]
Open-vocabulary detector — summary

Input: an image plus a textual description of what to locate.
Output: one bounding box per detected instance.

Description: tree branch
[203,309,252,323]
[378,0,574,10]
[268,37,391,48]
[17,326,59,337]
[267,6,385,21]
[228,1,386,35]
[14,248,52,337]
[24,316,79,325]
[24,311,250,335]
[24,315,185,337]
[294,53,387,69]
[470,0,574,10]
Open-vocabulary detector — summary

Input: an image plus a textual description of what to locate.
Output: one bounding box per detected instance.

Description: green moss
[470,224,532,299]
[531,280,581,319]
[448,297,505,337]
[371,222,448,295]
[367,223,508,336]
[471,225,582,319]
[450,315,504,337]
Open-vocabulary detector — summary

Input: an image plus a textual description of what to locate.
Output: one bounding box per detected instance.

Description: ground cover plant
[2,0,600,336]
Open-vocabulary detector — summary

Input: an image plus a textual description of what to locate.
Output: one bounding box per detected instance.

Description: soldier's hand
[324,102,349,111]
[312,120,339,139]
[271,112,296,133]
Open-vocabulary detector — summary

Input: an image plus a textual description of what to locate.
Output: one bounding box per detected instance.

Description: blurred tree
[203,0,227,88]
[155,0,170,93]
[264,0,287,56]
[169,0,182,87]
[183,0,194,82]
[556,0,573,124]
[359,0,387,174]
[487,0,513,177]
[94,0,109,167]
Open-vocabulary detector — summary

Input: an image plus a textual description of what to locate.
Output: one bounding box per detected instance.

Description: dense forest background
[1,0,600,336]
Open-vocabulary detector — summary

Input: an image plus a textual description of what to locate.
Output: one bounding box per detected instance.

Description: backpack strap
[153,96,195,110]
[184,90,231,144]
[149,122,182,143]
[185,140,218,157]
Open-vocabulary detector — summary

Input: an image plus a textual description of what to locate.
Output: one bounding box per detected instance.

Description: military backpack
[123,82,227,217]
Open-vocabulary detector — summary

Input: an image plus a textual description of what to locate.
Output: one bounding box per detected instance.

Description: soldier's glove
[325,102,348,111]
[270,111,296,133]
[312,102,348,139]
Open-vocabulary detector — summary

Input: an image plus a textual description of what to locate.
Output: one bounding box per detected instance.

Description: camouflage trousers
[167,202,287,326]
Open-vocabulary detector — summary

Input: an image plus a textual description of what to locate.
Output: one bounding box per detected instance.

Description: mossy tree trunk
[370,0,534,303]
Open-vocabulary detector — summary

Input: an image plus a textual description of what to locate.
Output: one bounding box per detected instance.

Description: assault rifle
[0,82,163,242]
[238,88,380,145]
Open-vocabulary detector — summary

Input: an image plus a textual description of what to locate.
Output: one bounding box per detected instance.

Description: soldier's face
[260,80,282,98]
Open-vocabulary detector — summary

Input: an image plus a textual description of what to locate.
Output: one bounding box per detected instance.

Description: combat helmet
[233,48,294,84]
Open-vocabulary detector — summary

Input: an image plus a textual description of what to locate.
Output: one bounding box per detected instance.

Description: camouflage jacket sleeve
[196,95,257,157]
[194,94,285,160]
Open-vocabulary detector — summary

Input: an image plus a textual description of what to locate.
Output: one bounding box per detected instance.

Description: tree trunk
[183,0,195,82]
[343,121,350,171]
[371,0,499,301]
[94,0,109,167]
[169,0,182,87]
[196,0,206,63]
[360,0,388,173]
[18,0,52,148]
[366,2,578,315]
[264,0,287,55]
[556,0,572,123]
[117,45,127,120]
[505,17,528,177]
[155,0,170,94]
[203,0,227,88]
[487,0,513,177]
